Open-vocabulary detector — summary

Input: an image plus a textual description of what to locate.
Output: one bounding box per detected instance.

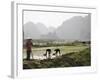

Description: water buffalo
[43,49,51,59]
[53,49,61,57]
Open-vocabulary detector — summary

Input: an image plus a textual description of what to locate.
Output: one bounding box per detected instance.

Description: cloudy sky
[23,10,88,28]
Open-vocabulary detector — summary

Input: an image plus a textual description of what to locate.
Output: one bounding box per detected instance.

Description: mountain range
[24,15,91,41]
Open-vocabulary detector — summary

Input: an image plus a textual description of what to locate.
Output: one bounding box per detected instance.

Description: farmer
[26,38,33,60]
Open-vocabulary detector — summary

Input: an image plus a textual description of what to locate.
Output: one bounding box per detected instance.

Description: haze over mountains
[24,15,91,41]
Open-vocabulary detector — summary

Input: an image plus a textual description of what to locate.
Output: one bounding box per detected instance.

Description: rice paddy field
[23,42,91,69]
[23,45,89,60]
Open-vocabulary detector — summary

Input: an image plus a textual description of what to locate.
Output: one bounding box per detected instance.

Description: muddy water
[23,49,62,60]
[23,46,88,60]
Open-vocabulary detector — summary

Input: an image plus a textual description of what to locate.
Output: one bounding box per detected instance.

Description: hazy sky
[24,11,88,28]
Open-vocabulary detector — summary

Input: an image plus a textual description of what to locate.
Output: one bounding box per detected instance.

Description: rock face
[24,22,41,39]
[56,15,91,41]
[36,23,49,35]
[24,15,91,41]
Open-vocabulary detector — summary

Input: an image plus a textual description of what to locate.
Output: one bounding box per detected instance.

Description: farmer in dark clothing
[26,39,33,60]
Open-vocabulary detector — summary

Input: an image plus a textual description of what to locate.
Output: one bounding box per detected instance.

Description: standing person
[26,39,33,60]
